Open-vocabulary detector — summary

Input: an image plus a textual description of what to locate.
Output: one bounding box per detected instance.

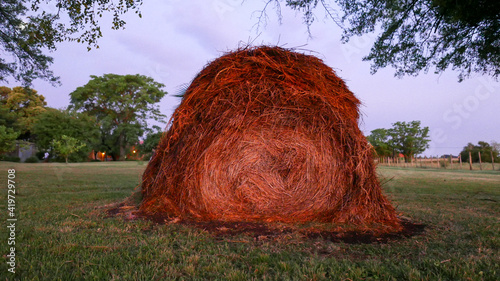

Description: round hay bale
[140,46,401,231]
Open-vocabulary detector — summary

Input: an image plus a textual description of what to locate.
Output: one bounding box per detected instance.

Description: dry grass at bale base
[140,46,402,233]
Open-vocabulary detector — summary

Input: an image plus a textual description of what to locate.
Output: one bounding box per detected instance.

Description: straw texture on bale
[140,46,401,231]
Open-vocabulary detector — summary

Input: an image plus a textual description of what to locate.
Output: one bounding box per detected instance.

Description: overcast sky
[24,0,500,157]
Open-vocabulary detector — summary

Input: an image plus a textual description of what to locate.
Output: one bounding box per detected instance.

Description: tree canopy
[69,74,166,160]
[387,121,430,161]
[367,120,430,161]
[367,128,392,158]
[272,0,500,81]
[32,108,99,153]
[0,86,47,140]
[4,1,497,84]
[0,0,142,85]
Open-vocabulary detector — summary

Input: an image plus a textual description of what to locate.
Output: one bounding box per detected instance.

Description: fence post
[491,150,495,171]
[469,150,473,170]
[459,154,463,170]
[479,151,482,170]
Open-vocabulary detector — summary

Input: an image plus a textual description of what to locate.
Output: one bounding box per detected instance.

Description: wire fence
[375,155,499,171]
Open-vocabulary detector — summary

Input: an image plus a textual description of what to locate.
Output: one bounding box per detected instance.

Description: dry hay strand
[140,46,402,232]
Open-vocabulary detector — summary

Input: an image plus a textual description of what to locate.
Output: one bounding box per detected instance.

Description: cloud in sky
[27,0,500,156]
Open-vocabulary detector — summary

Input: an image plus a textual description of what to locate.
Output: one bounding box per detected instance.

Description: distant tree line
[367,121,431,162]
[459,141,499,163]
[0,74,166,162]
[367,120,499,166]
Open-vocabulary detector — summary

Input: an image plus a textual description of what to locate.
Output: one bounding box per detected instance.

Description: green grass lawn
[0,162,498,280]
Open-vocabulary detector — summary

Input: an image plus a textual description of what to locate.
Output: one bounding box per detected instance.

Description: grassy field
[0,162,498,280]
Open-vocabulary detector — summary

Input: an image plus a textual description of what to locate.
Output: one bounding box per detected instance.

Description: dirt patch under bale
[107,203,424,244]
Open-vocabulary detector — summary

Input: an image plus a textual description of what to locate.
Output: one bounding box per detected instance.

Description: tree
[69,74,167,160]
[266,0,500,81]
[387,121,430,162]
[0,97,20,131]
[0,86,47,139]
[51,135,86,164]
[492,141,500,157]
[459,141,499,163]
[32,108,99,160]
[367,128,392,158]
[0,125,19,154]
[1,0,143,85]
[139,126,163,157]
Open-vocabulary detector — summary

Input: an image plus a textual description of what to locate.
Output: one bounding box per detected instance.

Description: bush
[142,153,153,161]
[50,149,91,163]
[36,151,46,160]
[24,156,40,163]
[0,155,21,162]
[11,156,22,162]
[439,159,450,168]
